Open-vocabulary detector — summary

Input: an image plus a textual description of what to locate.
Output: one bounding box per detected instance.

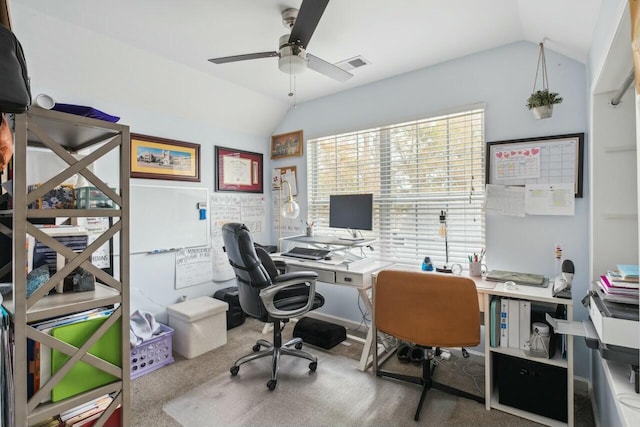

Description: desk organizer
[130,323,174,380]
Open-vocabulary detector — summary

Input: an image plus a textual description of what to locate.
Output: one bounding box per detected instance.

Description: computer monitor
[329,193,373,239]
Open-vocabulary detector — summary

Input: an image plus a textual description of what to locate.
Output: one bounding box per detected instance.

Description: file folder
[51,317,121,402]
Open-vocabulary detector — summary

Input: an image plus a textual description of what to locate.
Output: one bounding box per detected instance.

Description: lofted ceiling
[18,0,602,105]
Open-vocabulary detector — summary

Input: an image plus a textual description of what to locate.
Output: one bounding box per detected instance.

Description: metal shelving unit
[0,107,130,426]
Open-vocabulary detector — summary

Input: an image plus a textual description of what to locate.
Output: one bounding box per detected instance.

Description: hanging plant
[526,42,562,119]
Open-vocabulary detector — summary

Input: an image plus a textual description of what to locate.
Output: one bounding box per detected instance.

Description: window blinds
[307,107,485,268]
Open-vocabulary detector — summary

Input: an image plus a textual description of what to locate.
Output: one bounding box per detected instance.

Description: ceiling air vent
[336,55,370,71]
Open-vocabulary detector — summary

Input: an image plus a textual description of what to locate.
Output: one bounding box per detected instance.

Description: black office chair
[221,222,325,390]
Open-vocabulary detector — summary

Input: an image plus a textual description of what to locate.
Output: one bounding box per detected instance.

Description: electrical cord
[433,350,485,395]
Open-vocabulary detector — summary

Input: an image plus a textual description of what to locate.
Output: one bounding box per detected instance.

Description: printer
[547,288,639,393]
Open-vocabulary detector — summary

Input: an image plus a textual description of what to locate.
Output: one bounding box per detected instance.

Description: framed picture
[131,134,200,182]
[486,133,584,197]
[271,130,303,159]
[215,146,263,193]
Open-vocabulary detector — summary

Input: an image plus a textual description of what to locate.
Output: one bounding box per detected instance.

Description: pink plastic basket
[130,324,174,379]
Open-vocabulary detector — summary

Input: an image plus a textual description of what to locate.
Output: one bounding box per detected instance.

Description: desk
[272,254,393,370]
[370,265,575,427]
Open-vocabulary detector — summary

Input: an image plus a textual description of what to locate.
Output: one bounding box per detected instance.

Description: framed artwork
[215,146,263,193]
[486,133,584,197]
[271,130,303,159]
[131,134,200,182]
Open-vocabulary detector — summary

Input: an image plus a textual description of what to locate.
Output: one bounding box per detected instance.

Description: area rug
[162,349,531,427]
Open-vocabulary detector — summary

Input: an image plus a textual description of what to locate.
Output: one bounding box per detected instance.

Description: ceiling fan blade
[208,51,278,64]
[288,0,329,49]
[307,53,353,82]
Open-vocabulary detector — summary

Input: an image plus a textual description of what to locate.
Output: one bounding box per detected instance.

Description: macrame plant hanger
[533,43,549,96]
[529,42,557,119]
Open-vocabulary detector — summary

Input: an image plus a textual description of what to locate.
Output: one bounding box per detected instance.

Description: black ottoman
[293,317,346,349]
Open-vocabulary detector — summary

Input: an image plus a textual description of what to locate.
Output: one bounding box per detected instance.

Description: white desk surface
[381,263,573,306]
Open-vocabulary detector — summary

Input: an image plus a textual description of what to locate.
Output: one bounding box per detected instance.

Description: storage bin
[130,323,174,379]
[213,286,246,330]
[75,186,115,209]
[496,353,567,422]
[167,296,229,359]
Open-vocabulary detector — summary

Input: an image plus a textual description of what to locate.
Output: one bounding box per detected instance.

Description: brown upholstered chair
[373,270,484,421]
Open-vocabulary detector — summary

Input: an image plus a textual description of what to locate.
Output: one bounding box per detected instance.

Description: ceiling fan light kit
[278,34,307,75]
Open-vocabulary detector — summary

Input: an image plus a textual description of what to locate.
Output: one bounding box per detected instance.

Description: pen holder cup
[306,226,314,237]
[469,262,487,277]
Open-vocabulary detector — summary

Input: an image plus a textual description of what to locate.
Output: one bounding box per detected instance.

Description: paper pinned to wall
[524,183,575,215]
[484,184,525,216]
[175,247,213,289]
[210,193,267,281]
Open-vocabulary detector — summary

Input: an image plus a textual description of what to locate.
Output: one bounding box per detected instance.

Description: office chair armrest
[273,270,318,283]
[259,276,318,319]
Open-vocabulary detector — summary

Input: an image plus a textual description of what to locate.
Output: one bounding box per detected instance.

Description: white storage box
[167,296,229,359]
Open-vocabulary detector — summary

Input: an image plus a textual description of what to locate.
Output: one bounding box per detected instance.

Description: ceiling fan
[208,0,353,82]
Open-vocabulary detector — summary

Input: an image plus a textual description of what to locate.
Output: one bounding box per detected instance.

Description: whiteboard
[130,185,209,254]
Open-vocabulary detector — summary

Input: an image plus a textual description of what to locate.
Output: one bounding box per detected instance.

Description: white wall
[11,4,279,323]
[274,41,591,377]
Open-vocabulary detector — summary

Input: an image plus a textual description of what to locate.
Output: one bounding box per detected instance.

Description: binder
[508,299,520,349]
[489,297,500,347]
[499,298,509,347]
[519,300,531,350]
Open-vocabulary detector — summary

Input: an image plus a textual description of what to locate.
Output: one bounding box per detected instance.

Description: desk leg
[356,287,396,372]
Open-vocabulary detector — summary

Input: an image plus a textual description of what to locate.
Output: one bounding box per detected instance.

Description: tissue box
[167,297,228,359]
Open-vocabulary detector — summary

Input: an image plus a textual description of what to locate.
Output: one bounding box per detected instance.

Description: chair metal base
[376,347,484,421]
[230,320,318,390]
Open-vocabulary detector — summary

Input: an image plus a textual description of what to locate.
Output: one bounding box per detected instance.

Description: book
[68,406,121,427]
[60,394,111,422]
[507,299,520,349]
[598,277,639,297]
[616,264,639,280]
[518,300,531,351]
[499,298,509,347]
[606,270,639,284]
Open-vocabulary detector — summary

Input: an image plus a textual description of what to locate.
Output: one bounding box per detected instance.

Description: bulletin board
[486,133,584,197]
[130,185,209,254]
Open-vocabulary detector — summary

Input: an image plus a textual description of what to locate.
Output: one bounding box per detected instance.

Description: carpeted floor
[131,317,594,426]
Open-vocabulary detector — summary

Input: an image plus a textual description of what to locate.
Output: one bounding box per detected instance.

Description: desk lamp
[281,180,300,219]
[435,210,452,273]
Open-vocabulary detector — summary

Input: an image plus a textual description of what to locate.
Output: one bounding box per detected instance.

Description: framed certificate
[215,146,263,193]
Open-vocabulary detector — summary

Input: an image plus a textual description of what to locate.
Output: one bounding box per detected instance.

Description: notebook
[485,270,547,287]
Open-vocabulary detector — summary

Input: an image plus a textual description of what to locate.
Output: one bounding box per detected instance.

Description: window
[307,107,485,268]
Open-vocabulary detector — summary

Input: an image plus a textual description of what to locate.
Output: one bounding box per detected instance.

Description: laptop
[485,270,547,288]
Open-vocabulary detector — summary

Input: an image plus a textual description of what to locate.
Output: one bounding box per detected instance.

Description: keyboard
[282,247,330,260]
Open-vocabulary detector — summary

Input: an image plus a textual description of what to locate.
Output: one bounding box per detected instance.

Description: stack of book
[596,265,639,305]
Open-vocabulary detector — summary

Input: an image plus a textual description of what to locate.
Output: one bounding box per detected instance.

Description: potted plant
[526,89,563,119]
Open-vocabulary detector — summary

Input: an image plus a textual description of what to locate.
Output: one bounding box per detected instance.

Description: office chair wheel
[230,366,239,376]
[309,361,317,372]
[267,379,277,390]
[252,344,261,352]
[295,342,303,350]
